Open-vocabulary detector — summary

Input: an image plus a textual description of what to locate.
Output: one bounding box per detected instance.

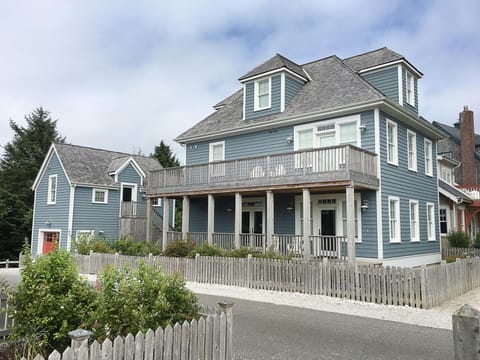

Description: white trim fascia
[31,187,38,250]
[374,108,383,259]
[358,59,423,78]
[438,183,461,203]
[67,185,75,251]
[37,228,62,255]
[242,84,246,120]
[113,157,146,185]
[397,65,403,107]
[32,144,72,190]
[280,73,285,113]
[377,253,441,268]
[240,67,308,84]
[172,198,176,229]
[72,183,119,190]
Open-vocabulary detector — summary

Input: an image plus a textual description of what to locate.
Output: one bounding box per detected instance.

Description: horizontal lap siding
[190,197,208,232]
[285,76,303,106]
[244,74,282,120]
[362,67,398,103]
[379,112,439,258]
[274,194,295,234]
[214,196,234,233]
[32,152,70,253]
[118,163,147,218]
[73,187,120,241]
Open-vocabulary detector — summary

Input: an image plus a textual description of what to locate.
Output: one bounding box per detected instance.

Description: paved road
[197,294,453,360]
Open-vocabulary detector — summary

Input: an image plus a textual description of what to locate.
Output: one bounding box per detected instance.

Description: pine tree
[151,140,180,168]
[0,107,65,259]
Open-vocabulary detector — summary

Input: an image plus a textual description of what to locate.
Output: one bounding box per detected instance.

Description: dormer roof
[238,53,309,83]
[344,47,423,77]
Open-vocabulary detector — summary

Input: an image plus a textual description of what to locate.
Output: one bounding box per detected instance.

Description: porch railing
[120,201,138,217]
[149,145,377,194]
[458,185,480,200]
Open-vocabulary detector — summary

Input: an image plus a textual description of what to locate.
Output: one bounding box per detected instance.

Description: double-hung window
[209,141,225,177]
[424,139,433,176]
[409,200,419,241]
[254,78,271,111]
[439,208,448,234]
[92,189,108,204]
[387,120,398,165]
[427,202,436,240]
[406,72,415,105]
[47,175,57,204]
[389,196,400,243]
[407,130,417,171]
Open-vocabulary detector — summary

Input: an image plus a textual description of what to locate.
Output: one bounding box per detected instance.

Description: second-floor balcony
[148,145,379,196]
[458,185,480,201]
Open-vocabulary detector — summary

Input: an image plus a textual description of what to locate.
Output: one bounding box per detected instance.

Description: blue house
[148,47,445,267]
[31,143,173,255]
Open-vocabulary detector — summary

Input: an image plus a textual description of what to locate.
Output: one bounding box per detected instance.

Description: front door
[242,210,264,249]
[42,232,59,254]
[320,210,336,236]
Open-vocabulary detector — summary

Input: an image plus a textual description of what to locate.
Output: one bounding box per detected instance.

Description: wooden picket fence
[442,247,480,258]
[26,304,233,360]
[74,252,480,309]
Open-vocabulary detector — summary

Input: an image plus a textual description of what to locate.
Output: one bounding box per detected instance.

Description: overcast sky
[1,0,479,163]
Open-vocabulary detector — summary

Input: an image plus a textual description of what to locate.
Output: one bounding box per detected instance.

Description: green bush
[473,233,480,249]
[224,246,260,258]
[73,236,114,255]
[111,237,161,256]
[188,243,223,257]
[447,231,471,248]
[89,263,198,339]
[8,249,96,356]
[162,240,195,257]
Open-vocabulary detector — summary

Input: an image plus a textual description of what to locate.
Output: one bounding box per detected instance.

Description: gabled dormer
[344,47,422,116]
[238,54,309,120]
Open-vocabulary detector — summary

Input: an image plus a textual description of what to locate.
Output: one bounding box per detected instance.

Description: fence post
[195,253,200,283]
[452,304,480,359]
[68,329,92,354]
[246,254,252,289]
[89,250,93,274]
[218,301,234,360]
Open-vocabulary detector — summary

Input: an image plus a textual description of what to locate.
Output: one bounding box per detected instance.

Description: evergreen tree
[151,140,180,168]
[0,107,65,259]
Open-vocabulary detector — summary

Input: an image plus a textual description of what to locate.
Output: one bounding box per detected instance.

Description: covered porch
[147,145,378,262]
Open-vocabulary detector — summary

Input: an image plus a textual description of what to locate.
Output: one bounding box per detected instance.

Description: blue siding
[274,194,295,234]
[357,190,378,258]
[402,67,418,116]
[244,74,282,120]
[285,76,303,107]
[117,163,147,218]
[72,187,120,241]
[362,67,399,103]
[214,196,235,233]
[189,198,207,232]
[152,198,176,229]
[31,152,70,253]
[379,112,439,258]
[360,111,375,152]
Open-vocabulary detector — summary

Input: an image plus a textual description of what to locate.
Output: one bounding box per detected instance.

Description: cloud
[0,0,479,163]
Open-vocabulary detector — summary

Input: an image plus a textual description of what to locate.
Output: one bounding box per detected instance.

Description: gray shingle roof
[433,121,480,146]
[54,143,162,187]
[176,55,385,141]
[439,179,472,203]
[238,54,307,81]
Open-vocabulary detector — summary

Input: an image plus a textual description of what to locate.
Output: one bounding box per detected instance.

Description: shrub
[89,263,198,339]
[447,230,471,248]
[254,245,293,260]
[111,237,161,256]
[473,233,480,249]
[8,249,96,356]
[73,236,114,255]
[188,243,223,257]
[162,240,195,257]
[224,247,260,258]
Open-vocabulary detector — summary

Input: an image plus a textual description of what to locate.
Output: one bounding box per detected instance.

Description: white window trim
[409,200,419,242]
[388,196,401,243]
[153,198,163,207]
[424,139,433,176]
[427,202,436,241]
[254,77,271,111]
[209,141,225,162]
[92,188,108,204]
[386,119,398,166]
[407,130,417,172]
[47,174,57,205]
[406,72,415,105]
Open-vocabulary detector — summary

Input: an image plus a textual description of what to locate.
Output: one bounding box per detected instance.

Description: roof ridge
[343,46,392,61]
[301,55,337,67]
[55,142,131,156]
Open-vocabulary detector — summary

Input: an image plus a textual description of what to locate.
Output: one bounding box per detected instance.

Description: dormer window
[254,78,271,111]
[406,72,414,105]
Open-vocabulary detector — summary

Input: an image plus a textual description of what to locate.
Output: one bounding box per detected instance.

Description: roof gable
[32,144,72,190]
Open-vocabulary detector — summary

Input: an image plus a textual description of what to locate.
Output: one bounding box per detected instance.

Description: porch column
[208,194,215,245]
[266,190,274,250]
[162,197,169,251]
[234,193,242,248]
[346,186,356,263]
[146,197,153,242]
[302,188,311,260]
[182,196,190,240]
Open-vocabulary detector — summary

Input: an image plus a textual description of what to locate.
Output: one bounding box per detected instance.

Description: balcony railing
[458,185,480,200]
[149,145,378,195]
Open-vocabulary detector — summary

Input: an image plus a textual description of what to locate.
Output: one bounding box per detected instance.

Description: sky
[0,0,479,164]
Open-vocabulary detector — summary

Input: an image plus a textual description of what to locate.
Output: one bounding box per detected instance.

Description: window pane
[258,79,269,95]
[339,122,357,145]
[95,191,105,202]
[212,144,223,161]
[319,133,335,147]
[298,130,313,149]
[259,94,269,108]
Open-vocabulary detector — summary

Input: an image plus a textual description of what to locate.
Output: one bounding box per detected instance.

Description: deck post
[162,197,169,251]
[346,185,356,263]
[266,190,274,250]
[208,194,215,245]
[146,197,152,242]
[302,188,311,260]
[182,196,190,240]
[234,193,242,248]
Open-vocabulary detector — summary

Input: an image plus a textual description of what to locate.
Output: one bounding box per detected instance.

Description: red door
[42,232,59,254]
